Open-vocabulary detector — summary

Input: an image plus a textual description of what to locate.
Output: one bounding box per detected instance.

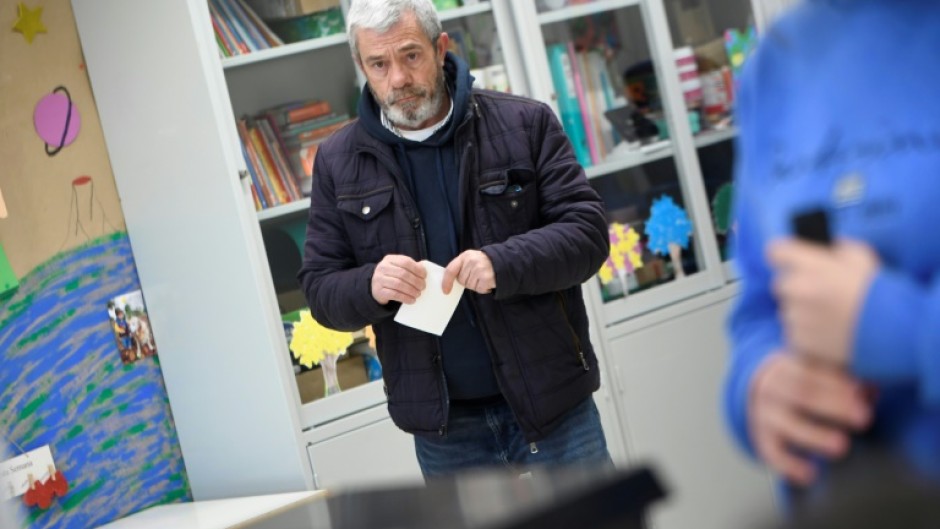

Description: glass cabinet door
[661,0,760,276]
[512,0,725,327]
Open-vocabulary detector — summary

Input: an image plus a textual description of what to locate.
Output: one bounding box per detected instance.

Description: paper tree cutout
[13,3,46,44]
[712,183,734,235]
[645,196,692,254]
[645,195,693,278]
[599,223,644,297]
[289,310,353,368]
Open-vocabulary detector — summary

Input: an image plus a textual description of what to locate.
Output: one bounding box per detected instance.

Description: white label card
[0,445,55,500]
[394,261,465,336]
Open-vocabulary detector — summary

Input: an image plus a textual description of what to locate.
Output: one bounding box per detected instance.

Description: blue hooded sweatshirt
[357,52,500,400]
[725,0,940,485]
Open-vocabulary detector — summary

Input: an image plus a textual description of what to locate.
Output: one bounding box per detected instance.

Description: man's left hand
[768,239,881,367]
[443,250,496,295]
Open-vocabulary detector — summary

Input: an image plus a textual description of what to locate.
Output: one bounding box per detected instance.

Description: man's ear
[437,32,450,63]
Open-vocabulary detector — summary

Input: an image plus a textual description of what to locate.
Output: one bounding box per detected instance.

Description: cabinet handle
[238,169,249,181]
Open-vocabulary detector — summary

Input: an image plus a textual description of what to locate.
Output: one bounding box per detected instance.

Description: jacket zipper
[357,144,449,437]
[557,292,589,371]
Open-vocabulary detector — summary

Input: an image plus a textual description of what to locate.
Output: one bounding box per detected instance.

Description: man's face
[355,13,449,130]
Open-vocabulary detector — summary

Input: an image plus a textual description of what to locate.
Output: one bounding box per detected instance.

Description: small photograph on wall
[107,289,157,364]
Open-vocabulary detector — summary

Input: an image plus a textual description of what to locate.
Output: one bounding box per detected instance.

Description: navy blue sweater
[358,54,499,400]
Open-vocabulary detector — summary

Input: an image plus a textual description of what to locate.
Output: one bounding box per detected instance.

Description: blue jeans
[414,397,612,478]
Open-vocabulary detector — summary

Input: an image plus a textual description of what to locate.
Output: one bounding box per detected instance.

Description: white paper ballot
[394,261,465,336]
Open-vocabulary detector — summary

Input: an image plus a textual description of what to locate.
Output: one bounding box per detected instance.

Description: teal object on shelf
[654,111,701,140]
[433,0,461,9]
[268,7,345,44]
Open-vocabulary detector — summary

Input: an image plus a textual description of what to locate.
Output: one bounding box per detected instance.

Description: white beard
[375,70,447,130]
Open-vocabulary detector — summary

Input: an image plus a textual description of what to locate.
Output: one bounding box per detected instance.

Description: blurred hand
[768,239,880,366]
[443,250,495,295]
[371,255,426,305]
[749,353,872,485]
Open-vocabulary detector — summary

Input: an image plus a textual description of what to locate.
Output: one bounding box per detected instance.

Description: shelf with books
[537,0,642,26]
[222,32,349,69]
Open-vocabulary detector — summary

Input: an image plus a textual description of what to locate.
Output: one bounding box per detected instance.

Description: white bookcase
[72,0,785,526]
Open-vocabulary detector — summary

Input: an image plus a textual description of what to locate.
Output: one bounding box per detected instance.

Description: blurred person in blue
[723,0,940,506]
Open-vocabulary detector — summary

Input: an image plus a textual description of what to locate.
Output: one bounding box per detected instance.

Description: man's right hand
[371,255,427,305]
[748,352,872,486]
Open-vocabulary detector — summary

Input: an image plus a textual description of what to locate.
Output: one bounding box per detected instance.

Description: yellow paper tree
[289,310,353,368]
[600,223,644,297]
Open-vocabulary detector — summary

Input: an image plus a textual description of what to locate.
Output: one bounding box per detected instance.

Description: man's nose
[388,61,411,89]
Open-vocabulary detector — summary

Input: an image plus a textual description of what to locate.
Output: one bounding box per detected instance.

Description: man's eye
[407,53,418,62]
[372,62,385,70]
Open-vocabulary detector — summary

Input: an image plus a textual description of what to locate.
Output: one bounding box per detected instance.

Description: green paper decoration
[712,183,734,235]
[0,243,19,300]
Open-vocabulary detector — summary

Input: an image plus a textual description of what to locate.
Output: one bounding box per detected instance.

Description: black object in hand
[792,208,832,246]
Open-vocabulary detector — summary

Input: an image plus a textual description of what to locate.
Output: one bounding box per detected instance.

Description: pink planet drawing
[34,86,81,156]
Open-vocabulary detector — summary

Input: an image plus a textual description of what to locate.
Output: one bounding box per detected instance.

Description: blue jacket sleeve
[722,55,784,458]
[852,270,940,405]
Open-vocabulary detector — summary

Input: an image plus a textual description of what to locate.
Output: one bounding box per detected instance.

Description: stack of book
[546,43,620,168]
[237,100,352,211]
[208,0,284,58]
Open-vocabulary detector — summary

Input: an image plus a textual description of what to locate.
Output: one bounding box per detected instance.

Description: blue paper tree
[644,195,693,278]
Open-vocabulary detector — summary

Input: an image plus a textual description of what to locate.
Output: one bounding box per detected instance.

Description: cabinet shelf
[257,198,311,224]
[584,127,738,180]
[222,33,349,70]
[693,126,737,149]
[537,0,642,26]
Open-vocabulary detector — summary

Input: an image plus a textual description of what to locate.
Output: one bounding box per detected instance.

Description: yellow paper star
[13,3,46,44]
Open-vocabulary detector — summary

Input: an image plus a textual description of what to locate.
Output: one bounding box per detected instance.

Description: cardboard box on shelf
[295,354,370,404]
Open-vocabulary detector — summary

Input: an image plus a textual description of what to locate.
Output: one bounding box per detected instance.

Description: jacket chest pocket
[477,168,538,242]
[337,186,396,262]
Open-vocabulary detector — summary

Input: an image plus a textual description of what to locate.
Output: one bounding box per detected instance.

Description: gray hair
[346,0,443,63]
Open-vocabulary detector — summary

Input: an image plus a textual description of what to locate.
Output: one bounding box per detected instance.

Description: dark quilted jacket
[298,88,610,442]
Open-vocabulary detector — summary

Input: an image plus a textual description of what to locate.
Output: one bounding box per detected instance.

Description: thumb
[442,259,461,295]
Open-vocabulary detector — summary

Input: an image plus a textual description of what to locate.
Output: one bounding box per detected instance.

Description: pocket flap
[337,187,393,221]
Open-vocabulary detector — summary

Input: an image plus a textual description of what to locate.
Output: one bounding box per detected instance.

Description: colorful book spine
[235,0,284,47]
[248,126,289,204]
[258,118,301,201]
[568,42,600,166]
[237,120,274,207]
[546,43,591,168]
[226,0,268,50]
[209,2,243,55]
[211,0,254,52]
[240,141,267,210]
